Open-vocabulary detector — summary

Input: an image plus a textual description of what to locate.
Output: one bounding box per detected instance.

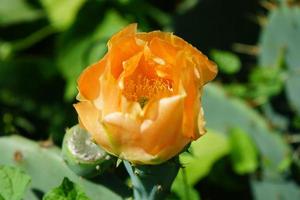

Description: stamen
[122,75,173,103]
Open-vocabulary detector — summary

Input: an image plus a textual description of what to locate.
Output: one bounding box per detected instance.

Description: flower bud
[62,125,116,177]
[74,24,217,164]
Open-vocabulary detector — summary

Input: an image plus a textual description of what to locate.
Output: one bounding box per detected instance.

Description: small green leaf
[225,83,248,98]
[40,0,85,30]
[176,0,199,14]
[229,128,258,174]
[0,0,43,26]
[43,177,90,200]
[210,49,241,74]
[0,165,31,200]
[249,67,284,103]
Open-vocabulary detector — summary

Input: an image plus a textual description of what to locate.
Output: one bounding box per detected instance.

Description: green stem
[124,158,179,200]
[182,168,190,200]
[12,26,57,51]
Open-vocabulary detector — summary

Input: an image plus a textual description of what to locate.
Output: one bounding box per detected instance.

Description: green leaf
[248,66,284,104]
[210,49,241,74]
[40,0,85,30]
[172,131,229,199]
[0,135,125,200]
[0,165,31,200]
[251,180,300,200]
[174,131,230,186]
[259,5,300,115]
[225,83,248,98]
[176,0,199,14]
[229,128,258,174]
[171,170,200,200]
[43,177,90,200]
[203,84,291,180]
[0,0,43,26]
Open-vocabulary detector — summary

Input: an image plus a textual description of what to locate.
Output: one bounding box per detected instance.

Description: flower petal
[108,23,137,48]
[141,94,187,155]
[74,101,112,152]
[102,112,142,155]
[77,57,106,100]
[118,51,143,89]
[94,68,122,116]
[149,37,178,65]
[107,24,143,79]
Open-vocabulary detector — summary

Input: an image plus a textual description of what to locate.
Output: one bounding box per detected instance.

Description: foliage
[0,165,31,200]
[43,178,90,200]
[210,49,241,74]
[0,135,127,200]
[1,0,300,199]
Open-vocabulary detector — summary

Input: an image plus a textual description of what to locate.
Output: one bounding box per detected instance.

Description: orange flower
[74,24,217,164]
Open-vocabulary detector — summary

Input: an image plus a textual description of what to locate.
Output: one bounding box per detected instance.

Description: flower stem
[124,158,179,200]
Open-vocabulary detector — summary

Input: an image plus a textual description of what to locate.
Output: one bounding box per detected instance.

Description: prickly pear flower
[74,24,217,164]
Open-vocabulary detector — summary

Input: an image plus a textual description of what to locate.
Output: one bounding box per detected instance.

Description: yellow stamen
[123,75,173,102]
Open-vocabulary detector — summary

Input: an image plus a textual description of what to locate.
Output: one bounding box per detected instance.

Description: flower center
[122,75,173,104]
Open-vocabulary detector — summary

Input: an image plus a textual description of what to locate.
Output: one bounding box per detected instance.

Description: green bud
[62,125,116,178]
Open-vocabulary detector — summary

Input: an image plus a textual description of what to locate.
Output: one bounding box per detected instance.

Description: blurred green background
[1,0,300,199]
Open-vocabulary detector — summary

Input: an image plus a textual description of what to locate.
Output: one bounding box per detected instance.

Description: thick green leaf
[40,0,85,30]
[229,128,258,174]
[210,49,241,74]
[0,0,43,26]
[203,84,291,180]
[0,135,123,200]
[251,180,300,200]
[0,165,31,200]
[43,177,90,200]
[259,5,300,115]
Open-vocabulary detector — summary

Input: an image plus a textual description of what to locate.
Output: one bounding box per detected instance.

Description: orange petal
[77,58,106,100]
[108,23,137,49]
[141,95,187,155]
[74,102,112,153]
[171,34,218,85]
[156,134,189,163]
[95,69,122,116]
[197,54,218,84]
[118,51,143,89]
[176,55,200,139]
[102,112,142,154]
[107,24,143,79]
[149,37,178,65]
[137,31,173,44]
